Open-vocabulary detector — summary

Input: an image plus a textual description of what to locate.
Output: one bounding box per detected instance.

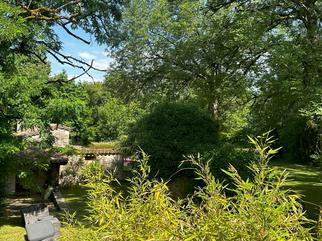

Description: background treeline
[1,0,321,189]
[0,0,321,238]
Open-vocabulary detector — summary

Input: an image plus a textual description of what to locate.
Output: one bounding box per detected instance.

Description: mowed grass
[271,161,322,221]
[0,225,25,241]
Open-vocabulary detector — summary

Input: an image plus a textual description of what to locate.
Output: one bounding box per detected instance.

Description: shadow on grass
[0,216,23,227]
[0,195,42,228]
[60,186,90,224]
[271,161,322,221]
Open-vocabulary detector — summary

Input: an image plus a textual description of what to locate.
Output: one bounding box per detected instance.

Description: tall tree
[0,0,125,132]
[106,0,273,128]
[106,0,321,159]
[245,0,322,160]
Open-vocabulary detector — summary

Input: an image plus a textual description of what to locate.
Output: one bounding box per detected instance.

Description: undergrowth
[62,132,320,240]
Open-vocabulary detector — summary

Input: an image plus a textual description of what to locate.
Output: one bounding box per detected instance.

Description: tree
[125,102,218,178]
[1,0,123,74]
[248,0,321,161]
[106,0,321,161]
[106,0,270,128]
[0,0,126,145]
[82,82,145,142]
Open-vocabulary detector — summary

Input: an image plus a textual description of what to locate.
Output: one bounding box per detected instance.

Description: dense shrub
[204,143,256,183]
[62,134,318,240]
[0,164,7,212]
[124,102,218,177]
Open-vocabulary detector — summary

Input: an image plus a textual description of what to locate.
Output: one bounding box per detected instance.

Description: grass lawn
[0,225,25,241]
[271,160,322,221]
[60,186,89,221]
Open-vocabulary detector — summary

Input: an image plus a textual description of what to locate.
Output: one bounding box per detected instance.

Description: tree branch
[59,23,90,45]
[46,60,95,84]
[39,40,106,72]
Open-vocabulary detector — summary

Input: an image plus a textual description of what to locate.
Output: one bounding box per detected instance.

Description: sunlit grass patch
[271,161,322,220]
[0,225,25,241]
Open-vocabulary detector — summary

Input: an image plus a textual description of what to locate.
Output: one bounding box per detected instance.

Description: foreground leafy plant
[63,133,318,240]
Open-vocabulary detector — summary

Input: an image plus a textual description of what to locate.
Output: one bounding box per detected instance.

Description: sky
[48,25,114,82]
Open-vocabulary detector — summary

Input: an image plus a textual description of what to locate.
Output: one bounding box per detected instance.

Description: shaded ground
[0,194,55,241]
[271,161,322,221]
[0,187,88,241]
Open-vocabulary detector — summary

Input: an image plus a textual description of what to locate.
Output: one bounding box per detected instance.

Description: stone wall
[51,128,69,147]
[97,154,124,179]
[59,153,125,185]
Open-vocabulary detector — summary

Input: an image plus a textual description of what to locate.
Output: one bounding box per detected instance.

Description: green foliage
[107,0,262,122]
[81,82,145,143]
[0,120,22,200]
[81,161,105,184]
[96,98,144,141]
[88,142,120,150]
[0,61,88,191]
[0,2,28,70]
[204,143,256,183]
[248,0,321,162]
[60,157,107,188]
[0,0,124,202]
[106,0,321,161]
[53,145,79,156]
[252,87,321,162]
[300,101,322,163]
[15,148,52,192]
[63,134,317,240]
[125,102,218,177]
[221,101,251,143]
[2,0,123,61]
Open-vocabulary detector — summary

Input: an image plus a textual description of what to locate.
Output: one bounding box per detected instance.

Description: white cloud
[101,50,112,57]
[79,51,97,60]
[92,57,114,70]
[78,51,114,70]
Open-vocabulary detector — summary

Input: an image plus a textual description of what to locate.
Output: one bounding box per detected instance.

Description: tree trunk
[208,96,220,130]
[210,97,220,121]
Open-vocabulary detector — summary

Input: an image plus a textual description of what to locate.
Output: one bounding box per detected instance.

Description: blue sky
[49,26,113,82]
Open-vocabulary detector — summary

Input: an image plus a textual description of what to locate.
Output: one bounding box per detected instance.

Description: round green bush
[204,143,256,183]
[125,102,218,178]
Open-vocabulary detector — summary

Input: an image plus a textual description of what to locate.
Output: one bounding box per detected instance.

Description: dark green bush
[204,143,256,182]
[125,102,218,178]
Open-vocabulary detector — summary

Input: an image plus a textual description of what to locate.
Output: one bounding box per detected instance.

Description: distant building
[16,123,70,147]
[5,124,70,194]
